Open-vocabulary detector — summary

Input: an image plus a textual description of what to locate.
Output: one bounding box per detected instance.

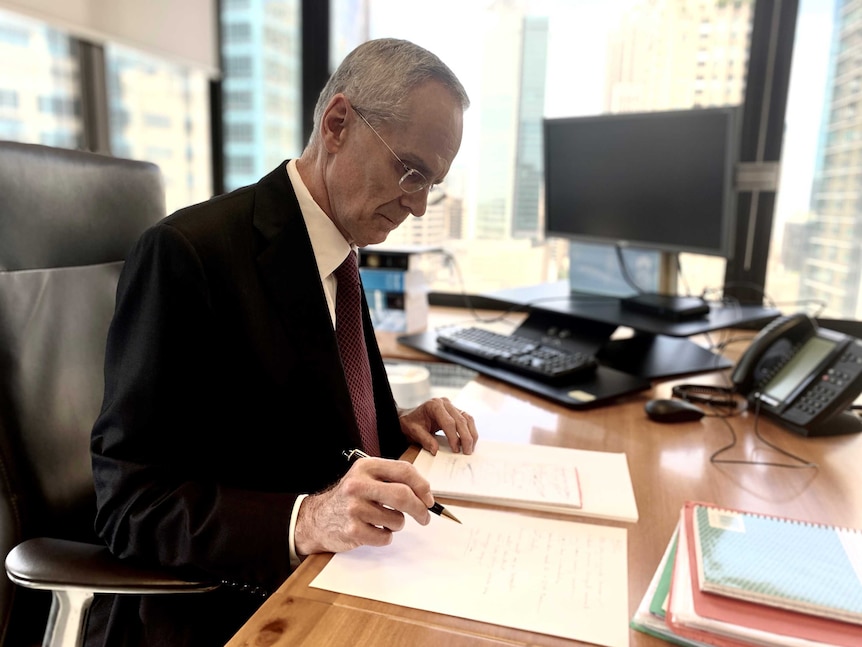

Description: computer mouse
[644,398,705,423]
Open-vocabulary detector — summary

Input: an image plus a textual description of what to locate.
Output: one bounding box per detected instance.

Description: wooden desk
[227,320,862,647]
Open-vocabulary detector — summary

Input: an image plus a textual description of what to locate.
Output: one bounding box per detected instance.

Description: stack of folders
[631,501,862,646]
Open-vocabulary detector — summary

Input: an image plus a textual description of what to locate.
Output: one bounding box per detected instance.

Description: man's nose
[400,187,430,217]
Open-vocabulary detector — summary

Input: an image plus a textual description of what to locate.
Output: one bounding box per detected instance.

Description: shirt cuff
[289,493,309,568]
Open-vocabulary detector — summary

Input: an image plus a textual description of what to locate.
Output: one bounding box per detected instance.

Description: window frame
[3,0,793,308]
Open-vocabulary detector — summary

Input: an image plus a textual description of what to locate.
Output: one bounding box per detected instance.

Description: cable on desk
[672,383,741,409]
[671,331,751,405]
[671,334,817,470]
[708,399,818,470]
[703,281,828,318]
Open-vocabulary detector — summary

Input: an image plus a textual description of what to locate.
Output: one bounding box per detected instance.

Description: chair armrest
[5,537,218,594]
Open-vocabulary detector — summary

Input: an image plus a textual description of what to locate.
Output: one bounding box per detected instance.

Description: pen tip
[443,509,462,524]
[430,501,462,524]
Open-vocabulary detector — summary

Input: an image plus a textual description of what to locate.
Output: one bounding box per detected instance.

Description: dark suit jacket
[88,162,408,645]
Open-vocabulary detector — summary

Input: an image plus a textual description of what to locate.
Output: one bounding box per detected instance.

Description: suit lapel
[252,165,362,449]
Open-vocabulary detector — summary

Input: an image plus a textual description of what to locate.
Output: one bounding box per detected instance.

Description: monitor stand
[396,306,732,410]
[620,293,710,322]
[514,308,730,379]
[597,332,730,379]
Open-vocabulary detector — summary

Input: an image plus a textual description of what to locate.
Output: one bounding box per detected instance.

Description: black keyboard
[435,326,597,384]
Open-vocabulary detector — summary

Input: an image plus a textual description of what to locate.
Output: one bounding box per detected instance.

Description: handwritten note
[429,451,582,508]
[414,439,639,522]
[309,505,629,647]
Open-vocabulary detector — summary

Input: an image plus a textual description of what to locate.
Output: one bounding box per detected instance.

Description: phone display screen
[761,335,836,403]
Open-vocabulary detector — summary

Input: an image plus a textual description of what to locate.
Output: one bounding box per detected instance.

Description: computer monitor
[544,106,740,260]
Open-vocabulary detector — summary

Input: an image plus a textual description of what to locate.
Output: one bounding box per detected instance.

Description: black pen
[342,448,462,524]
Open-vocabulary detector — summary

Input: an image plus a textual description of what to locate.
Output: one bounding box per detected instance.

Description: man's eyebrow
[401,153,445,183]
[398,153,432,176]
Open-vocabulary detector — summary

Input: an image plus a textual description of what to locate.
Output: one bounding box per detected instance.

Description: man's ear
[320,94,351,153]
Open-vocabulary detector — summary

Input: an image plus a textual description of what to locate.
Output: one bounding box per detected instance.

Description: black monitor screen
[543,107,739,258]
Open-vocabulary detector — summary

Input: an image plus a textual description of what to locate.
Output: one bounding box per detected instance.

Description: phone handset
[730,313,817,396]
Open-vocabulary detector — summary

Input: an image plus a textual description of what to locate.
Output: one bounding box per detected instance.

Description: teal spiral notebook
[692,503,862,625]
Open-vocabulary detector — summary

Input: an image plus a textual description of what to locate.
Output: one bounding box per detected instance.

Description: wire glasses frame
[351,106,434,195]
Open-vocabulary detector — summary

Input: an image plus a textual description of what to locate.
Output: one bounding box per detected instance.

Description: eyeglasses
[352,106,434,195]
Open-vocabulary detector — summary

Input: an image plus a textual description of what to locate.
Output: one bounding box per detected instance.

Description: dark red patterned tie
[334,251,380,456]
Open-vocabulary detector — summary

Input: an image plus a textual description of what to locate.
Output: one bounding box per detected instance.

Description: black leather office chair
[0,141,217,647]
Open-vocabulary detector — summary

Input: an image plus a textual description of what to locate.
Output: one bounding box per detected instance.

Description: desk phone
[732,314,862,436]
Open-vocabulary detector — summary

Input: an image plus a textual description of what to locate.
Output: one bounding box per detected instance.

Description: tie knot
[335,250,359,287]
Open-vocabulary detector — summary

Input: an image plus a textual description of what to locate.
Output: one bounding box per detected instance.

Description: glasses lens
[398,168,428,194]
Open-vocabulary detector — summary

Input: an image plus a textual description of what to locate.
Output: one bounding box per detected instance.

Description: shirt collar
[286,159,353,278]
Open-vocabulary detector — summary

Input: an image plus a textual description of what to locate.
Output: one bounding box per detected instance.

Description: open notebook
[414,438,638,522]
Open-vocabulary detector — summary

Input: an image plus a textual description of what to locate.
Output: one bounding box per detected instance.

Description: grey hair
[308,38,469,146]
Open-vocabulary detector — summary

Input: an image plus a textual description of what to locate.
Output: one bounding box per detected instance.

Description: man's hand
[399,397,478,455]
[294,457,434,556]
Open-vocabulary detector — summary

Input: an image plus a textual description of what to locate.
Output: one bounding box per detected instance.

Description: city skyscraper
[801,0,862,317]
[471,3,549,241]
[221,0,301,192]
[387,4,549,252]
[0,7,212,215]
[512,15,550,240]
[0,11,82,148]
[106,46,212,213]
[606,0,750,112]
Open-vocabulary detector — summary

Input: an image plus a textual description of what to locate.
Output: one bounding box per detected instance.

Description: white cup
[385,363,432,409]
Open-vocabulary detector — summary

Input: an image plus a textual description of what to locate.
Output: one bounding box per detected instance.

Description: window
[324,0,860,319]
[223,22,252,44]
[0,89,18,108]
[0,8,83,149]
[225,121,254,143]
[332,0,754,298]
[4,1,841,318]
[226,154,255,175]
[0,7,214,217]
[105,44,213,213]
[769,0,860,319]
[219,0,302,192]
[224,55,253,77]
[225,90,254,110]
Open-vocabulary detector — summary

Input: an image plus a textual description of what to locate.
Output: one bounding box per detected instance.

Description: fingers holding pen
[353,456,435,520]
[294,456,434,556]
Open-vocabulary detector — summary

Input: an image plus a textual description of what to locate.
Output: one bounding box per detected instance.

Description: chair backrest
[0,141,165,644]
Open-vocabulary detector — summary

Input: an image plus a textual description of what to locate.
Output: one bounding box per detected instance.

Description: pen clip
[343,448,370,464]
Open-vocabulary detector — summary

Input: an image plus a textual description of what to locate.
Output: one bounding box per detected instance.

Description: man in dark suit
[88,38,476,645]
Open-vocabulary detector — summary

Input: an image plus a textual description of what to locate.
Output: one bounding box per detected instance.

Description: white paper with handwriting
[414,439,638,522]
[309,505,629,647]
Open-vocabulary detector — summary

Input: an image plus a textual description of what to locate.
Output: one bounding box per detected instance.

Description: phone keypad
[782,340,862,429]
[796,380,842,417]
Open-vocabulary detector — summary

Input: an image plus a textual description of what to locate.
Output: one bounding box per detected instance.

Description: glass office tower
[473,7,549,242]
[512,16,550,241]
[0,10,82,148]
[800,0,862,318]
[220,0,302,192]
[105,46,212,213]
[0,7,212,215]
